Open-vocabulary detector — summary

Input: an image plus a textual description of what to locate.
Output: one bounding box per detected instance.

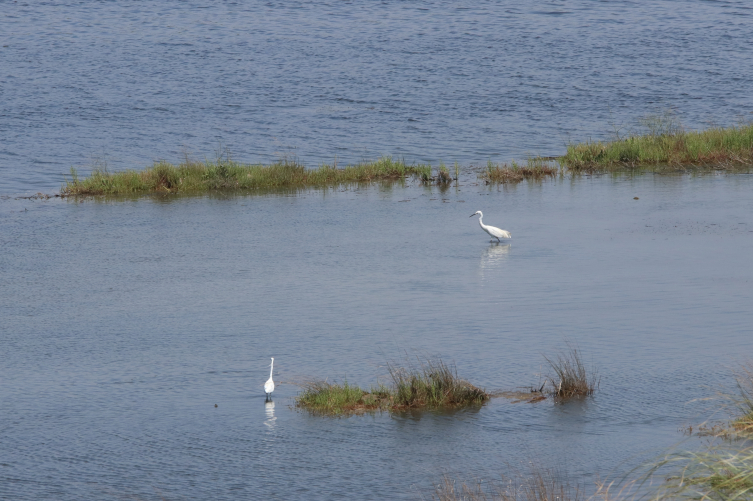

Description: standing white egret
[264,357,275,399]
[470,211,511,242]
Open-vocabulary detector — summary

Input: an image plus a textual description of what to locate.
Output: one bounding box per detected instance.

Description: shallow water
[2,0,753,194]
[2,173,753,500]
[3,1,753,499]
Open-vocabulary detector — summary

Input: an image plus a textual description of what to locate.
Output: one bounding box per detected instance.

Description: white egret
[264,357,275,399]
[470,211,511,242]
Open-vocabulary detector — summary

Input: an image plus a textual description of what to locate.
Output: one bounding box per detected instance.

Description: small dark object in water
[634,196,639,200]
[214,404,218,408]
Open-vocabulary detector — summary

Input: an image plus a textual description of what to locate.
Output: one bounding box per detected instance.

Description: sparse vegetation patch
[481,158,559,184]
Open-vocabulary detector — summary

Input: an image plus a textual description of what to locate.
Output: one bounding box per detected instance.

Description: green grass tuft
[295,380,392,416]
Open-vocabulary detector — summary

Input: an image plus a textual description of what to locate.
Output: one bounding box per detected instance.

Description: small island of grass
[296,359,489,416]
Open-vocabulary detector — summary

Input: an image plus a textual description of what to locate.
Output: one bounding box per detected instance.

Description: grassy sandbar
[61,156,432,197]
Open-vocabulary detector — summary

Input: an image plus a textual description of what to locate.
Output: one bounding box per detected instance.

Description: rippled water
[2,1,753,500]
[3,173,753,500]
[2,0,753,194]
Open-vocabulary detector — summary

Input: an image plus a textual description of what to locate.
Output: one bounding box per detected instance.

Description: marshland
[3,1,753,501]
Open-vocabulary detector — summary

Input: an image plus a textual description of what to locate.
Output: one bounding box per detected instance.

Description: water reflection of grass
[61,156,432,196]
[296,358,489,416]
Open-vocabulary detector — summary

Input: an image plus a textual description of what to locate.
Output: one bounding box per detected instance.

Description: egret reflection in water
[264,401,276,429]
[479,243,511,277]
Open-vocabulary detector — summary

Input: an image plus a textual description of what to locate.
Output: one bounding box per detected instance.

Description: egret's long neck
[478,214,485,227]
[269,360,274,379]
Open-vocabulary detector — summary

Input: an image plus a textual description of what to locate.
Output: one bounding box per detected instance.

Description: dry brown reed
[433,466,583,501]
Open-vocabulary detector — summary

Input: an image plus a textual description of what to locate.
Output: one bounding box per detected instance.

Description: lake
[2,1,753,500]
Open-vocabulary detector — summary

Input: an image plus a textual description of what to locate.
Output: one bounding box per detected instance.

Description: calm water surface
[2,174,753,500]
[2,1,753,500]
[1,0,753,194]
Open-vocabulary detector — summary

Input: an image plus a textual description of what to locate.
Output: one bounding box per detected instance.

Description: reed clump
[730,362,753,436]
[648,444,753,501]
[295,358,489,416]
[60,156,433,196]
[388,358,489,409]
[543,346,598,399]
[560,120,753,172]
[481,159,559,184]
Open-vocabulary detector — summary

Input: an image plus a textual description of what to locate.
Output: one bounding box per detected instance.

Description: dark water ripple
[2,0,753,193]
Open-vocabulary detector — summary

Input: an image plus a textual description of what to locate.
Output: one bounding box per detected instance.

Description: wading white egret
[264,358,275,399]
[470,211,511,242]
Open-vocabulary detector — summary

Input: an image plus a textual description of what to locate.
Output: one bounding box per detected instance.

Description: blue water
[2,0,753,194]
[2,1,753,500]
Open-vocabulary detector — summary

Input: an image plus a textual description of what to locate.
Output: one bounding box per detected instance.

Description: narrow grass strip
[560,124,753,171]
[60,156,432,196]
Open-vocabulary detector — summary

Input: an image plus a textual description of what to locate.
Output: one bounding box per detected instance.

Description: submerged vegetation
[295,358,489,415]
[481,158,558,184]
[560,116,753,172]
[60,156,432,196]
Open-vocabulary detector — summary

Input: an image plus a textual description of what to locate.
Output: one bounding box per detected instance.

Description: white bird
[264,357,275,399]
[470,211,511,242]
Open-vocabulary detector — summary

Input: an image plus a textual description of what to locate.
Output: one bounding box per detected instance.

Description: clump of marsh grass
[60,156,433,196]
[295,380,392,416]
[560,118,753,172]
[296,357,489,416]
[543,345,598,399]
[433,465,584,501]
[646,444,753,501]
[437,162,453,184]
[481,159,558,184]
[389,358,489,409]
